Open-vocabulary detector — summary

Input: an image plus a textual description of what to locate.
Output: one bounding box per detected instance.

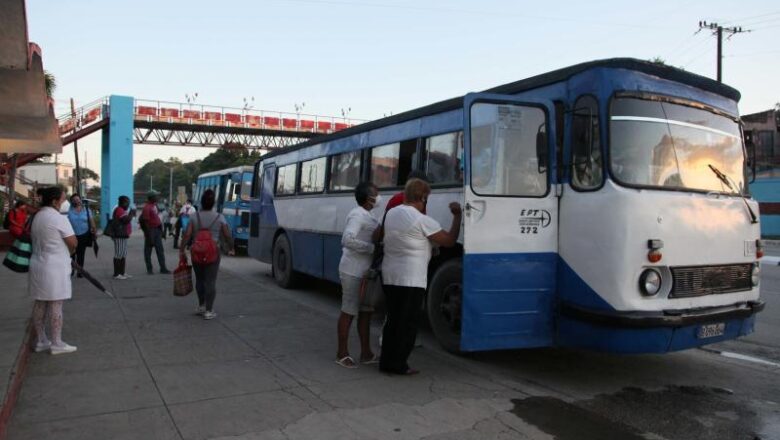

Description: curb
[0,319,33,440]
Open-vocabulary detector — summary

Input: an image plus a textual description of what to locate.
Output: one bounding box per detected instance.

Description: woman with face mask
[67,194,96,277]
[111,195,136,279]
[335,182,381,368]
[28,186,79,355]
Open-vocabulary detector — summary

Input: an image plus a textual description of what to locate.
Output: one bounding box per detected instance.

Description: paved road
[5,238,779,440]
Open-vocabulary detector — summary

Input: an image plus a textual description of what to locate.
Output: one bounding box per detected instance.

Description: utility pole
[698,21,748,82]
[70,98,82,196]
[168,166,173,204]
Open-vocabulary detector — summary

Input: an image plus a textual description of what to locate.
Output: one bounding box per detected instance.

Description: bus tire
[427,259,462,354]
[272,234,296,288]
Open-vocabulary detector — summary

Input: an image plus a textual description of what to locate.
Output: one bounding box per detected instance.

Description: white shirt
[338,206,379,277]
[381,204,442,288]
[29,207,76,301]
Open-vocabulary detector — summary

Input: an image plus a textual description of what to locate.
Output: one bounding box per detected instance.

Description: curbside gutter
[0,319,33,440]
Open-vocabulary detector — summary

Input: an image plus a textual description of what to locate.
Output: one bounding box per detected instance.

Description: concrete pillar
[101,95,133,226]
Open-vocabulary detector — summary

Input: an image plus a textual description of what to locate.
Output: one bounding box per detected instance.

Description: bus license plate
[697,323,726,339]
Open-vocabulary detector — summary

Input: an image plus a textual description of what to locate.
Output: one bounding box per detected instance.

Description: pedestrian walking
[111,196,135,279]
[140,193,170,274]
[67,194,96,277]
[29,186,78,355]
[4,200,29,239]
[335,182,381,368]
[174,200,194,249]
[379,178,461,375]
[179,189,234,320]
[162,203,173,238]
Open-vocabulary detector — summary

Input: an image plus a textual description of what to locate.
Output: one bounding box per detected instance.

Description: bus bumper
[556,301,765,353]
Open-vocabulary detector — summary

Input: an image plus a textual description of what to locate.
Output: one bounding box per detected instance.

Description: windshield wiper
[708,164,758,224]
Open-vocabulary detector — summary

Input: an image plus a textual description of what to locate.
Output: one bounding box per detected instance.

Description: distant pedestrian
[112,196,135,279]
[335,182,381,368]
[162,203,173,238]
[29,186,78,355]
[379,178,461,375]
[67,194,96,277]
[140,193,170,275]
[5,200,29,239]
[175,200,194,249]
[179,189,234,320]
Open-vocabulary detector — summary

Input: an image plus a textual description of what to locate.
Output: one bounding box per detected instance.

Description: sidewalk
[2,236,519,440]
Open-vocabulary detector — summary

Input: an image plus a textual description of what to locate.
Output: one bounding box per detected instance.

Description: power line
[698,20,750,82]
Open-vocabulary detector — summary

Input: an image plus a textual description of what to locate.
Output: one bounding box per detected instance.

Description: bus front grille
[670,264,753,298]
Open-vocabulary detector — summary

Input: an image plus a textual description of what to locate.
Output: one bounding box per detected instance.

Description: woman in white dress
[29,186,78,355]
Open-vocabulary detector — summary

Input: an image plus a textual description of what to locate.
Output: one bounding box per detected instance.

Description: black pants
[72,233,91,272]
[379,284,425,374]
[193,257,220,311]
[164,223,172,237]
[143,227,168,272]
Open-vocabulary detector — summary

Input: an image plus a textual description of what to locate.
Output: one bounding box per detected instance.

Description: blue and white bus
[248,58,763,354]
[194,166,253,250]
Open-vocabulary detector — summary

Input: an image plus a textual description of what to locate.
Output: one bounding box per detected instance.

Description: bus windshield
[609,97,745,194]
[240,172,253,201]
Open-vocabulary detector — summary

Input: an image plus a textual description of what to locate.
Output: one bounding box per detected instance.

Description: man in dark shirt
[140,193,170,274]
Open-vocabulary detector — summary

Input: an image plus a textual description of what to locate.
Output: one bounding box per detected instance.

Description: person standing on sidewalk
[179,189,234,320]
[140,193,170,275]
[67,194,96,277]
[335,182,380,368]
[379,178,461,375]
[112,196,135,280]
[29,186,78,355]
[5,200,29,239]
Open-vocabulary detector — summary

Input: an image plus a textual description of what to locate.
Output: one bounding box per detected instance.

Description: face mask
[373,195,383,206]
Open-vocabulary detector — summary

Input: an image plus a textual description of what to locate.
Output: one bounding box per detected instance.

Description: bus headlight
[639,269,662,296]
[752,264,760,287]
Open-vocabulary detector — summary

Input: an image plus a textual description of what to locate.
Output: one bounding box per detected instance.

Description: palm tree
[44,70,56,98]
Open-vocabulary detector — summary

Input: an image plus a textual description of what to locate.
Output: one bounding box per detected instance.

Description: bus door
[461,93,558,351]
[250,163,278,261]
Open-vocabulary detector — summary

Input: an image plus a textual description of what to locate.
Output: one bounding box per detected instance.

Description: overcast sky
[26,0,780,175]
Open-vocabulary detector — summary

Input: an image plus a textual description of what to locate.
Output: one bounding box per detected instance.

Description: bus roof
[197,165,253,179]
[260,57,740,162]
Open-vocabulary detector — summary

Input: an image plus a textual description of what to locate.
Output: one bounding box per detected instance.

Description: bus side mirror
[536,128,548,174]
[746,139,756,183]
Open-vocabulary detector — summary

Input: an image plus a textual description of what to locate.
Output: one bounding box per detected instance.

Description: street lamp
[341,107,351,123]
[243,97,255,111]
[185,92,199,109]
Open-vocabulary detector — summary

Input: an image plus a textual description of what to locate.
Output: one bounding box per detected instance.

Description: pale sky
[25,0,780,175]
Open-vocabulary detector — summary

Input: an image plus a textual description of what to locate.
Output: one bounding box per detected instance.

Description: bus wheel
[272,234,296,288]
[427,259,462,353]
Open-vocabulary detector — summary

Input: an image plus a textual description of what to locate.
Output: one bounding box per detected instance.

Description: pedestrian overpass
[6,95,363,220]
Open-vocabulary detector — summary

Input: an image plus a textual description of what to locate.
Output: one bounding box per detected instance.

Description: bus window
[423,131,463,185]
[240,172,253,201]
[300,157,327,193]
[275,164,298,195]
[571,95,603,189]
[470,103,548,196]
[329,150,361,191]
[224,180,235,203]
[369,139,417,188]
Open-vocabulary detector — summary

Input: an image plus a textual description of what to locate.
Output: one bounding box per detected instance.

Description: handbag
[173,255,193,296]
[2,236,32,273]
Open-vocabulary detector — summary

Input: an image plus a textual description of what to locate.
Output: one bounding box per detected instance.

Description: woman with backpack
[179,189,234,320]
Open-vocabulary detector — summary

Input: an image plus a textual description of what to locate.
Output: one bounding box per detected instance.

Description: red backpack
[190,212,219,264]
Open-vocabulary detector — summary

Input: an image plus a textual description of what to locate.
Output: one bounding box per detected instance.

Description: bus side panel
[289,230,324,278]
[323,234,343,283]
[461,252,556,351]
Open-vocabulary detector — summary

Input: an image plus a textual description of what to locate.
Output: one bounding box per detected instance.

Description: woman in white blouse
[335,182,380,368]
[380,178,461,375]
[29,186,78,355]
